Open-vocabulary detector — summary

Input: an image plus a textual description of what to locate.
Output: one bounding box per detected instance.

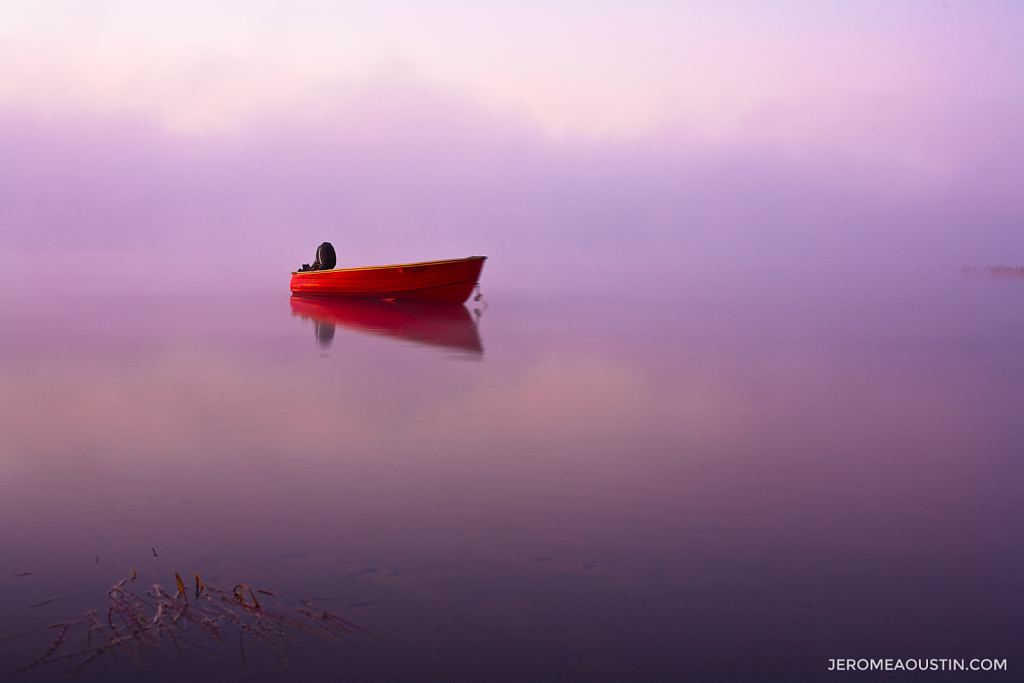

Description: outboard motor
[299,242,337,271]
[314,242,336,270]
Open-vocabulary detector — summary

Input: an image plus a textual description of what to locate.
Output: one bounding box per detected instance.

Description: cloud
[0,74,1020,296]
[2,1,1021,135]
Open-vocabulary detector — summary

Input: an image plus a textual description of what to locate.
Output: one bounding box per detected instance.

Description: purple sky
[1,1,1021,293]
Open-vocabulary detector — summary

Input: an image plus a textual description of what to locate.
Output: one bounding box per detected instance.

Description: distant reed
[961,266,1024,279]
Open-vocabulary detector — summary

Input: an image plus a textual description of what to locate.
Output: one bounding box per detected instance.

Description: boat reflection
[290,295,484,355]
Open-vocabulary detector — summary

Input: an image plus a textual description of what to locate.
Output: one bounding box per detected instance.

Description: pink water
[0,267,1021,681]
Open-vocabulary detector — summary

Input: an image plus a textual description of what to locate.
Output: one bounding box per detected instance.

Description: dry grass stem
[3,573,378,679]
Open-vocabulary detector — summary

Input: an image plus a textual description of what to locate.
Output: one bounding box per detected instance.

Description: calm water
[1,268,1021,682]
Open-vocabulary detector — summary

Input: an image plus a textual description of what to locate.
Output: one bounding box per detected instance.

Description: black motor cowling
[313,242,336,270]
[299,242,337,271]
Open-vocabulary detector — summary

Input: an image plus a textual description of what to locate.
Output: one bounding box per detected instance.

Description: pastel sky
[3,1,1020,136]
[0,1,1021,290]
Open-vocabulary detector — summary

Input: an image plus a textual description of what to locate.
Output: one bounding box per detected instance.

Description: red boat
[290,256,486,304]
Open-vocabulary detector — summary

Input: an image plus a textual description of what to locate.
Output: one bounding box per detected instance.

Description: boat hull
[290,256,486,304]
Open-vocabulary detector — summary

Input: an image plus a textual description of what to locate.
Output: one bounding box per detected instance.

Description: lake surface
[1,267,1021,682]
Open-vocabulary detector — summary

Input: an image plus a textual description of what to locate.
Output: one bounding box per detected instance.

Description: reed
[2,573,379,679]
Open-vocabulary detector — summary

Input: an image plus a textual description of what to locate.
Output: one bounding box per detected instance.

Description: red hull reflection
[290,294,483,354]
